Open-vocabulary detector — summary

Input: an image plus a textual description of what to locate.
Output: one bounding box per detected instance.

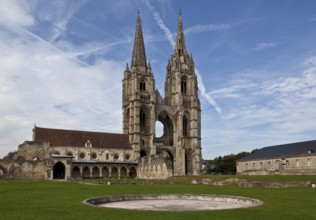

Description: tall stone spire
[131,11,147,70]
[174,9,187,56]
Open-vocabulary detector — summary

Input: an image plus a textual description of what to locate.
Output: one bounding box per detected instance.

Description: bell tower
[123,10,202,177]
[164,10,202,175]
[122,11,156,159]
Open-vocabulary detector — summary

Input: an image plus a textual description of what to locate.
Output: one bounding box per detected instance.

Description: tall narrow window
[183,116,188,137]
[140,110,146,130]
[140,79,146,91]
[307,159,312,167]
[181,77,187,95]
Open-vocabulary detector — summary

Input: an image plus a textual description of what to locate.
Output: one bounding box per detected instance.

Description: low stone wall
[83,194,263,208]
[239,181,309,188]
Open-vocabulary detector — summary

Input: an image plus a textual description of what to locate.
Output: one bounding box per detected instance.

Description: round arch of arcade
[70,165,137,179]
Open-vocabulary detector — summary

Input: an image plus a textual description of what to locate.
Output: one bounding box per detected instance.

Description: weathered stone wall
[51,146,136,163]
[137,156,172,179]
[237,155,316,175]
[0,142,52,179]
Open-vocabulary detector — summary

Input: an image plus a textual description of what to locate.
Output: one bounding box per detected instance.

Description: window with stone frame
[181,77,187,95]
[140,79,146,91]
[140,110,146,132]
[296,159,300,168]
[307,158,312,167]
[183,115,188,137]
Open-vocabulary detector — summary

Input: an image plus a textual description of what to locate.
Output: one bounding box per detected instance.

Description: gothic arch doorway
[155,111,174,146]
[53,162,65,179]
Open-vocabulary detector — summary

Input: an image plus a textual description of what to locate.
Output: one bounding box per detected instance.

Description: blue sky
[1,0,316,159]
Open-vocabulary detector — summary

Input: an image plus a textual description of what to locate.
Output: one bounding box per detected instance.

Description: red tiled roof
[33,127,131,150]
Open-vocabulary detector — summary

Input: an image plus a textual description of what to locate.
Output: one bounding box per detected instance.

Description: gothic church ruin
[0,11,202,180]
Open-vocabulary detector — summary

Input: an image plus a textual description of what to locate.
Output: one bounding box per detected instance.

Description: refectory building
[237,140,316,175]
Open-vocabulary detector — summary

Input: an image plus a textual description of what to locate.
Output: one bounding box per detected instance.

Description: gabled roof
[238,140,316,162]
[33,127,131,150]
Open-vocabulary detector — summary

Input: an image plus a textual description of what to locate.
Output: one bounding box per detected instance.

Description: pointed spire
[174,9,187,56]
[131,10,147,69]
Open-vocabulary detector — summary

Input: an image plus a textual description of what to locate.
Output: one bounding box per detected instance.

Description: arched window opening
[307,159,312,167]
[183,116,188,137]
[181,77,187,95]
[275,160,281,171]
[296,159,300,168]
[140,79,146,91]
[140,150,147,158]
[140,110,146,130]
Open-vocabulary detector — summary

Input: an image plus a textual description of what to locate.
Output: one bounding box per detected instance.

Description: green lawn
[0,176,315,220]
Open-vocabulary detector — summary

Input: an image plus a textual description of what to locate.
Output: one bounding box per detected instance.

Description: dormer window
[85,140,92,148]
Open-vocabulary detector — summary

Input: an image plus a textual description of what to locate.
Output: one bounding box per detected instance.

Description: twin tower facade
[122,11,202,176]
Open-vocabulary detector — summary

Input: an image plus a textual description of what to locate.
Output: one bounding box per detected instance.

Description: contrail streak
[145,1,222,115]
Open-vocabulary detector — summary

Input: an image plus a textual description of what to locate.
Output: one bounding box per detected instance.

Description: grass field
[0,176,316,220]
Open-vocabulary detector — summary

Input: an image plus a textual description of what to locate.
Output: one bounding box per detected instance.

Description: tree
[206,151,250,174]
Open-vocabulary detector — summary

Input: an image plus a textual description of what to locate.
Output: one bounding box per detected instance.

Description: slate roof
[238,140,316,162]
[33,127,131,150]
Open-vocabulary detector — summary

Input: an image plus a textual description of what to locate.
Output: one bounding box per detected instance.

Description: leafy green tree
[206,151,250,174]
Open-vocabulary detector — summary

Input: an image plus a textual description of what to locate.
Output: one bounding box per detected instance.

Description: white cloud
[196,70,222,115]
[145,0,175,47]
[185,23,232,34]
[145,2,222,115]
[0,0,34,27]
[206,57,316,155]
[0,26,124,157]
[253,42,276,51]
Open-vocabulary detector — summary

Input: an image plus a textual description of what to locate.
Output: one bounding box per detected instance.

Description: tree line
[204,151,251,174]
